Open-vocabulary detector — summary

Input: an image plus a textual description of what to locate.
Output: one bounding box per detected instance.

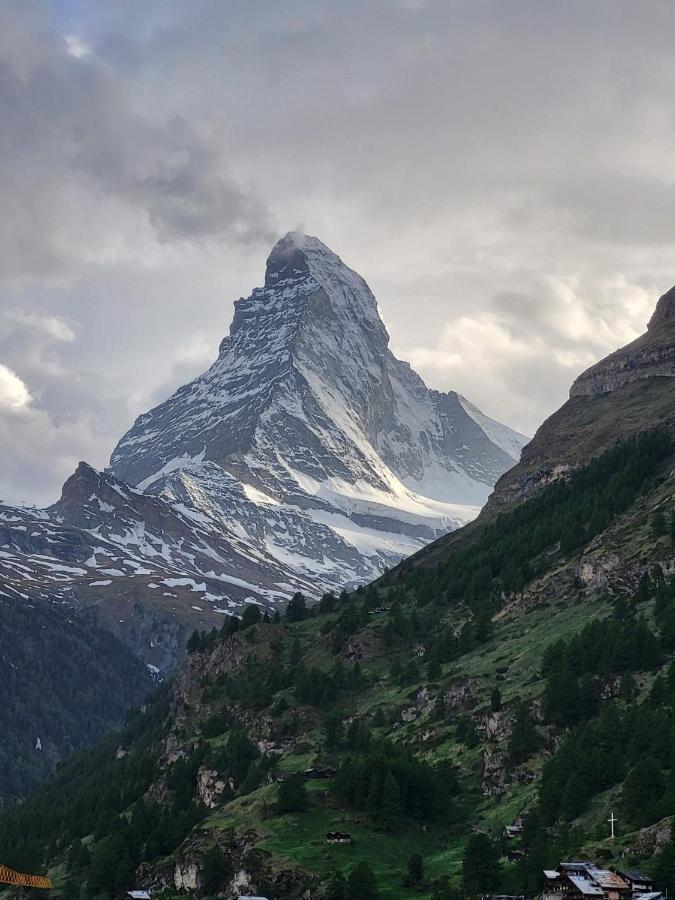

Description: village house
[124,892,151,900]
[542,862,663,900]
[301,767,336,781]
[325,831,353,844]
[480,895,528,900]
[616,872,658,896]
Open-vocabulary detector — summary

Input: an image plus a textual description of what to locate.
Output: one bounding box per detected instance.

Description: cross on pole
[608,812,618,839]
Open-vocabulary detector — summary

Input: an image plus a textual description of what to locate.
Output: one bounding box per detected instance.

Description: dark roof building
[543,862,663,900]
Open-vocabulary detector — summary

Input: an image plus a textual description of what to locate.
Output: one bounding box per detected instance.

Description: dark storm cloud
[3,0,675,503]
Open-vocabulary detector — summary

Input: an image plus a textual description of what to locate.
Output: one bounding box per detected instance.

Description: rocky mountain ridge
[481,284,675,512]
[571,285,675,398]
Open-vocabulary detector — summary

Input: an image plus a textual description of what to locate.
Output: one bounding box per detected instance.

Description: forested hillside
[3,430,675,899]
[0,594,154,803]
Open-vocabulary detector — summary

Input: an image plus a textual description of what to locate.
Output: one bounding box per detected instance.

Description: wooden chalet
[542,862,664,900]
[615,872,656,895]
[325,831,353,844]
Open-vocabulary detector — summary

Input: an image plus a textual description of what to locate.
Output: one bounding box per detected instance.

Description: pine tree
[277,773,308,814]
[347,861,378,900]
[378,772,402,830]
[325,713,344,750]
[623,757,665,827]
[407,852,424,885]
[326,870,348,900]
[285,592,308,622]
[241,603,262,629]
[202,845,233,894]
[560,771,588,821]
[508,703,540,765]
[461,833,500,898]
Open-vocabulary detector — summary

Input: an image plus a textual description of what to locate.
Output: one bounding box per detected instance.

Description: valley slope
[5,285,675,898]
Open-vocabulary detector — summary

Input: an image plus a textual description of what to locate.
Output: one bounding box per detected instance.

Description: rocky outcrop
[174,858,200,892]
[571,286,675,398]
[443,677,477,714]
[478,710,513,797]
[483,283,675,511]
[197,766,227,808]
[633,816,673,855]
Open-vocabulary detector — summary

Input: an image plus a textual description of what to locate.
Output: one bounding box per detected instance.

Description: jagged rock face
[108,232,526,590]
[571,285,675,398]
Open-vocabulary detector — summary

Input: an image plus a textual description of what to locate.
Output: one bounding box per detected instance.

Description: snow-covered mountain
[109,232,526,582]
[0,233,526,665]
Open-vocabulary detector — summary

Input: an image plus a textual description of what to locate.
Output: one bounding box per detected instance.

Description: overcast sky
[2,0,675,505]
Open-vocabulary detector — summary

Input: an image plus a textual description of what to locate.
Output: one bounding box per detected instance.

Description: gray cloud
[3,0,675,503]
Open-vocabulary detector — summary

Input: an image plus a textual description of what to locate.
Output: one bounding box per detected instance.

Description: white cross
[608,812,618,839]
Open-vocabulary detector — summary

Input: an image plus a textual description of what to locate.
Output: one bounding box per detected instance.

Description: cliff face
[570,285,675,398]
[488,283,675,508]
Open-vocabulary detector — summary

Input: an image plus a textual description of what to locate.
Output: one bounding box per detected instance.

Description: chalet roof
[543,870,561,880]
[584,866,627,890]
[617,868,651,883]
[567,876,603,896]
[127,893,151,900]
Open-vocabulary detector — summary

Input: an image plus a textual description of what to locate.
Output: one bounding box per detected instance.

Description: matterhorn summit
[0,233,526,666]
[110,231,527,582]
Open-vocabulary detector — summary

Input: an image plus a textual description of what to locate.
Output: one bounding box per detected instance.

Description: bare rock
[444,677,476,714]
[633,817,673,855]
[197,766,227,809]
[174,858,200,892]
[416,687,430,708]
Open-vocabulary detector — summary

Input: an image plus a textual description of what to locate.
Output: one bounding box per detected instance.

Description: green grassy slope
[3,433,675,900]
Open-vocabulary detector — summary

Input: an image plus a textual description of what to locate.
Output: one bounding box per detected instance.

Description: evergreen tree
[508,703,540,765]
[623,757,665,827]
[286,592,308,622]
[277,773,308,814]
[461,833,500,898]
[325,713,344,750]
[202,845,233,894]
[378,772,402,830]
[241,604,262,629]
[407,852,424,885]
[560,771,589,821]
[326,870,348,900]
[347,861,378,900]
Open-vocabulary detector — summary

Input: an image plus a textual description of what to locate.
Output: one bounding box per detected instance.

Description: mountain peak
[264,231,340,287]
[569,282,675,399]
[648,284,675,331]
